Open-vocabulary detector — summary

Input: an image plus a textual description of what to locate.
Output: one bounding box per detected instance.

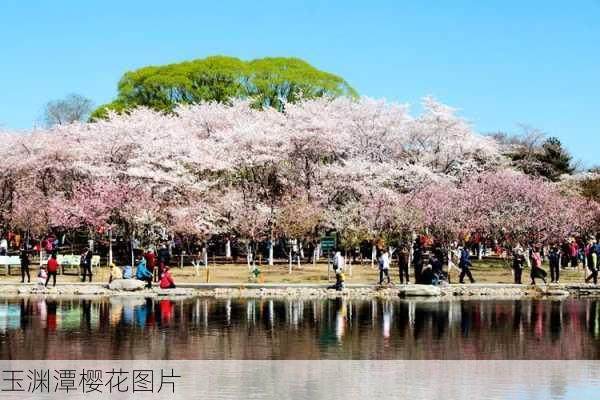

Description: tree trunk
[346,249,353,277]
[371,244,377,268]
[225,239,231,259]
[268,239,274,266]
[246,243,252,270]
[108,228,113,267]
[130,231,135,268]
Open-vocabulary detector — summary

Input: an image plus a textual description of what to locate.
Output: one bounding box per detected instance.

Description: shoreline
[1,282,600,300]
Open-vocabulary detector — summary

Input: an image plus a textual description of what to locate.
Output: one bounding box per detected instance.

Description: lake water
[2,296,600,360]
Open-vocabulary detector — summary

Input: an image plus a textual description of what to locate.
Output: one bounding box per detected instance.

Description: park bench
[57,254,82,275]
[91,255,101,271]
[34,254,101,276]
[0,255,22,276]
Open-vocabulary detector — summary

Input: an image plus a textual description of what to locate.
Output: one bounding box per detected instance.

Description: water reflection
[2,297,600,359]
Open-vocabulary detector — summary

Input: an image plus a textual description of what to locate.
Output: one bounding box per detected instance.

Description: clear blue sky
[1,1,598,166]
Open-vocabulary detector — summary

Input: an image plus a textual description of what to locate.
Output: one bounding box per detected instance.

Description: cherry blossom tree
[0,95,597,269]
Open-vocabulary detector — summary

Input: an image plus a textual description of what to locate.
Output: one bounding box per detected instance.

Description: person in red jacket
[145,248,158,282]
[45,253,59,287]
[159,266,176,289]
[569,241,579,268]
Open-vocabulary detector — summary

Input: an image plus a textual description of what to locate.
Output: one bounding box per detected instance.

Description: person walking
[530,246,547,285]
[512,249,525,284]
[331,250,345,291]
[398,246,410,284]
[586,240,599,284]
[548,245,561,283]
[378,249,391,285]
[19,248,31,283]
[80,247,93,282]
[135,255,152,288]
[459,246,475,284]
[45,253,59,287]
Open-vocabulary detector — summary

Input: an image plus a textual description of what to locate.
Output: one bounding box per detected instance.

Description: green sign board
[320,236,336,252]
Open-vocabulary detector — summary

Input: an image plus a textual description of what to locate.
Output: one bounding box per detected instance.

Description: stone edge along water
[0,281,599,300]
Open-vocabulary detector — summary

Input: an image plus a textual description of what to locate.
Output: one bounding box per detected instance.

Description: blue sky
[1,1,598,166]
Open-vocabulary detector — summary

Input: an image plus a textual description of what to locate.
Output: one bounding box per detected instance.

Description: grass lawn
[0,258,589,285]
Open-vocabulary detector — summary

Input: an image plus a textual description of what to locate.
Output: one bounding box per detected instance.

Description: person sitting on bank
[108,263,122,284]
[159,266,176,289]
[135,255,152,288]
[122,264,133,279]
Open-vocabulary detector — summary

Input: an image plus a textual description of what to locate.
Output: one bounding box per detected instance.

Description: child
[122,265,133,279]
[38,266,48,285]
[159,266,176,289]
[109,263,123,283]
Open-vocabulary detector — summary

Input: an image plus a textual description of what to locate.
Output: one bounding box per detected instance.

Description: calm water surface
[1,296,600,359]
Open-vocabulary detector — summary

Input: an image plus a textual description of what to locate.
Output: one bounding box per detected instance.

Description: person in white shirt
[331,250,345,291]
[0,238,7,255]
[378,249,391,285]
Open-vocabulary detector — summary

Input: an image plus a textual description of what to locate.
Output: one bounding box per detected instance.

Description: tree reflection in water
[1,297,600,359]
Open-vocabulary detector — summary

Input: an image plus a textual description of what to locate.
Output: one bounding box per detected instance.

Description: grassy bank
[0,258,589,285]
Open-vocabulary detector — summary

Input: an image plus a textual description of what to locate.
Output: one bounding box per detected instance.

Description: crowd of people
[18,245,178,290]
[326,235,600,290]
[6,228,600,290]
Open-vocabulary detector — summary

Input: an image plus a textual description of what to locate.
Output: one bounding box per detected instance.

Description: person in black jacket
[158,244,171,265]
[80,247,93,282]
[548,245,561,283]
[459,247,475,284]
[19,248,30,283]
[586,241,600,284]
[412,238,423,283]
[512,250,525,284]
[398,246,410,284]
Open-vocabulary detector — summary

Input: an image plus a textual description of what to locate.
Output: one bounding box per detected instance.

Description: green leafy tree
[493,127,575,181]
[91,56,357,119]
[536,137,575,180]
